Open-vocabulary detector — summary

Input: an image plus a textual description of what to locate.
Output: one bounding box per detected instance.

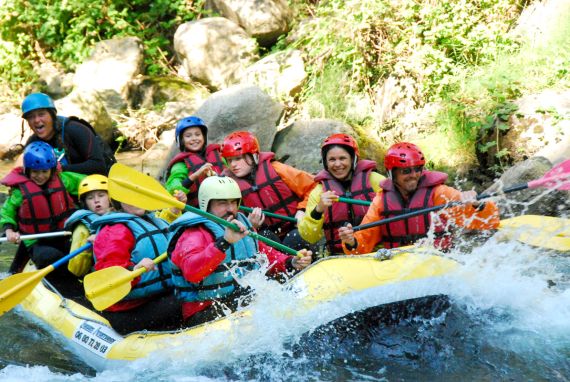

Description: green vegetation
[1,0,568,174]
[0,0,204,88]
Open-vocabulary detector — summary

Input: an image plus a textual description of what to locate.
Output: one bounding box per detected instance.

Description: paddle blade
[108,163,182,211]
[499,215,570,252]
[0,268,50,316]
[528,159,570,191]
[84,266,134,311]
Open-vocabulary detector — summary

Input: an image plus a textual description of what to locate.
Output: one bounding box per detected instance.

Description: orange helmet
[384,142,425,170]
[221,131,260,158]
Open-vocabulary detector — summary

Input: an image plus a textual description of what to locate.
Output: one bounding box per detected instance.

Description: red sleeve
[93,224,135,271]
[259,242,291,274]
[170,226,227,283]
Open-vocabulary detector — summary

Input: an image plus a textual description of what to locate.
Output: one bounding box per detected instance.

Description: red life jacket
[314,160,377,254]
[378,171,452,250]
[167,144,224,206]
[1,167,76,234]
[228,152,300,237]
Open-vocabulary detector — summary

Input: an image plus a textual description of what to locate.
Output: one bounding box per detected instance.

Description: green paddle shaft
[337,197,372,206]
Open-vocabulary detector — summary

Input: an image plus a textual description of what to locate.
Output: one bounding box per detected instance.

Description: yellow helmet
[78,174,109,199]
[198,176,241,211]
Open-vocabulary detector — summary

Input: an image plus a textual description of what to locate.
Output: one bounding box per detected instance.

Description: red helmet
[221,131,260,158]
[384,142,425,170]
[321,133,360,158]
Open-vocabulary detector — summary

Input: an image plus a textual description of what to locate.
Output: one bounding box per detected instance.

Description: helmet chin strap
[387,169,393,179]
[252,153,259,165]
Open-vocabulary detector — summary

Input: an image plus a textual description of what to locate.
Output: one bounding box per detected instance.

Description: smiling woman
[298,133,384,256]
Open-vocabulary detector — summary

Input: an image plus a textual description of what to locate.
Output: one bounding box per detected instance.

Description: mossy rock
[129,76,210,110]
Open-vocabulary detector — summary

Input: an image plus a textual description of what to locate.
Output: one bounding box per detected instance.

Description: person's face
[326,147,352,181]
[25,109,55,141]
[393,166,424,196]
[121,202,145,217]
[181,127,205,153]
[85,190,111,215]
[208,199,239,219]
[29,169,52,186]
[226,155,254,178]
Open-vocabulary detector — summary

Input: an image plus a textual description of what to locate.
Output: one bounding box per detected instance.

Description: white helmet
[198,176,242,211]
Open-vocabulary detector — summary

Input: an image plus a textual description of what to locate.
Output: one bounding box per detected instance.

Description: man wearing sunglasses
[339,142,500,253]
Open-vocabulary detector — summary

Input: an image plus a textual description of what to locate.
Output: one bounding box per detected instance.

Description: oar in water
[238,206,297,223]
[107,163,300,256]
[0,231,72,243]
[338,158,570,207]
[0,243,92,316]
[84,253,168,311]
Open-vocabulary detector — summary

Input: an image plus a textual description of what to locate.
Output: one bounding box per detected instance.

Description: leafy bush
[0,0,205,87]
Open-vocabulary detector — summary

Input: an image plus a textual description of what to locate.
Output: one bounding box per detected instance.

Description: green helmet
[198,176,242,211]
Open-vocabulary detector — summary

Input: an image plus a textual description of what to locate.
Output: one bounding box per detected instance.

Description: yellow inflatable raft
[19,247,458,371]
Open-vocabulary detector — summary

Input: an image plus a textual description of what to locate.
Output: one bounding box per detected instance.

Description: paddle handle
[130,253,168,278]
[183,205,299,256]
[52,243,93,269]
[337,197,372,206]
[239,206,297,223]
[0,231,72,243]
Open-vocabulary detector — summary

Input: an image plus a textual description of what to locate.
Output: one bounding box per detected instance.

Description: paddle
[107,163,300,256]
[0,231,72,243]
[351,159,570,233]
[0,243,92,316]
[84,253,168,311]
[238,206,297,223]
[338,159,570,208]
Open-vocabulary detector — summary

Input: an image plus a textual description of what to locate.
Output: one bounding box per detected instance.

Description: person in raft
[167,175,313,328]
[63,174,115,278]
[0,141,85,295]
[88,192,187,334]
[338,142,501,253]
[164,116,225,207]
[298,133,385,256]
[20,92,112,175]
[220,131,316,250]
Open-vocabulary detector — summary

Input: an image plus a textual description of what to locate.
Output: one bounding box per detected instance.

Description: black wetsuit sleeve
[61,121,107,175]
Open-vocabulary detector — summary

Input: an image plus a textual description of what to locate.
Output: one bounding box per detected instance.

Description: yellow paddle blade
[84,253,168,311]
[108,163,184,211]
[84,266,140,311]
[499,215,570,252]
[0,266,53,316]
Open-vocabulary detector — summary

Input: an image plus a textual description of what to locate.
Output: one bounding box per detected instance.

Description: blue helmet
[175,116,207,151]
[21,93,57,118]
[23,141,58,171]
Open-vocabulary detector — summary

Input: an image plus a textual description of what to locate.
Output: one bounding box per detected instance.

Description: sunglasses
[399,166,424,175]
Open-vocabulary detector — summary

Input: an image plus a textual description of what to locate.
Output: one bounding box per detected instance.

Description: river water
[0,159,569,381]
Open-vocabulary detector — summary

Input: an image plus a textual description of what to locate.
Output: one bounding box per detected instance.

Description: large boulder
[272,119,356,174]
[241,50,307,100]
[205,0,291,47]
[503,90,570,165]
[0,113,29,160]
[194,85,283,151]
[129,76,210,110]
[482,156,570,218]
[55,91,116,144]
[174,18,258,90]
[73,37,144,113]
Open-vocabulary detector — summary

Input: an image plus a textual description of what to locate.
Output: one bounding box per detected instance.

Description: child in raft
[0,141,85,295]
[164,116,225,207]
